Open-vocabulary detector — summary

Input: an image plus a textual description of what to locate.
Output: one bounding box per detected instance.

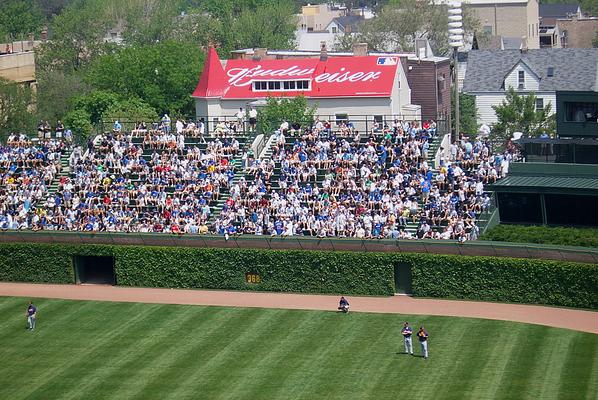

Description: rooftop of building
[463,48,598,92]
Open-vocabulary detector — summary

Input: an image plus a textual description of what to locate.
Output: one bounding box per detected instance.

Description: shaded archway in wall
[394,262,412,295]
[73,256,116,285]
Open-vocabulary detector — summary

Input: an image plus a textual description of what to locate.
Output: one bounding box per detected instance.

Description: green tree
[453,93,478,136]
[181,0,297,54]
[0,79,36,138]
[335,0,480,55]
[101,98,158,130]
[35,0,73,18]
[36,0,115,72]
[491,88,556,147]
[258,96,317,135]
[120,0,185,45]
[71,90,120,125]
[36,70,90,123]
[229,2,297,50]
[63,108,93,141]
[86,41,203,116]
[0,0,46,41]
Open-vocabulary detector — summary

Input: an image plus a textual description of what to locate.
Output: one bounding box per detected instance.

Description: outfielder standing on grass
[418,326,429,359]
[402,322,413,355]
[26,301,37,331]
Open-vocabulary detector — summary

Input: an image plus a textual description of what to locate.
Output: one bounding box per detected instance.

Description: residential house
[325,15,364,35]
[538,4,598,48]
[463,48,598,125]
[298,3,346,32]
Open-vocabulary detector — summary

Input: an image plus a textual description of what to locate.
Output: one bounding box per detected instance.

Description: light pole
[448,2,464,143]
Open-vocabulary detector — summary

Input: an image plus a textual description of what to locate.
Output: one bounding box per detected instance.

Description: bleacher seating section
[0,119,517,240]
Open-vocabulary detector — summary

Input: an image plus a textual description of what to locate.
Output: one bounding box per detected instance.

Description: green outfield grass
[0,297,596,400]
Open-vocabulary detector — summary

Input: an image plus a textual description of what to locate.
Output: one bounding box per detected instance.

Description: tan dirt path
[0,282,596,334]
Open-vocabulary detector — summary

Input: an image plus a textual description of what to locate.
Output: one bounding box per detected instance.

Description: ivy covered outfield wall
[0,243,596,309]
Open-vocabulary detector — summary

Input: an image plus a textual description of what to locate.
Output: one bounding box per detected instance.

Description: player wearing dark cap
[402,322,413,355]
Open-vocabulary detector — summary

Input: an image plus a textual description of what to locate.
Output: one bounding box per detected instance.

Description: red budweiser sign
[193,47,399,99]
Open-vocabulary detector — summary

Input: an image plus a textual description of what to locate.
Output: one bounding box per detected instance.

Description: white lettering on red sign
[226,65,383,87]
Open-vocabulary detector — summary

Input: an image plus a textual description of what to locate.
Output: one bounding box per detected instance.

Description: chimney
[253,48,267,61]
[353,43,368,57]
[320,41,328,61]
[415,39,428,59]
[520,36,528,53]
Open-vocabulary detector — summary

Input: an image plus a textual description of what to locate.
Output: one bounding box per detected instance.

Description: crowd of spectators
[0,117,517,241]
[213,120,517,241]
[0,128,241,233]
[0,137,67,230]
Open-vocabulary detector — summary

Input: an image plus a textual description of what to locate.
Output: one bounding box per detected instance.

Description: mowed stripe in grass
[0,297,595,400]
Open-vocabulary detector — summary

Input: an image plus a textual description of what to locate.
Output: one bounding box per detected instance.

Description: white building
[463,48,598,125]
[192,47,421,128]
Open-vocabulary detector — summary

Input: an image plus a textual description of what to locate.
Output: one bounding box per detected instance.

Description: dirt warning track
[0,282,596,334]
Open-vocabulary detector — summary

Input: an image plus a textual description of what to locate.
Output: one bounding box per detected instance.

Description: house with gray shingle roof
[463,48,598,125]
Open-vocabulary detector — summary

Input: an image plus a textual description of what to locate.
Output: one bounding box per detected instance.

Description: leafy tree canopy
[85,41,204,117]
[0,78,36,138]
[453,93,478,136]
[101,98,158,130]
[71,90,120,125]
[36,70,90,123]
[63,108,93,139]
[0,0,46,41]
[335,0,479,55]
[258,96,317,135]
[491,88,556,147]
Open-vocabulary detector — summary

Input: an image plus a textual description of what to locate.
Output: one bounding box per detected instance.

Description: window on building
[331,26,337,33]
[547,66,554,77]
[296,80,309,90]
[267,81,281,90]
[535,98,544,112]
[253,80,311,92]
[253,81,267,91]
[561,30,568,48]
[518,70,525,89]
[437,75,446,91]
[565,101,598,122]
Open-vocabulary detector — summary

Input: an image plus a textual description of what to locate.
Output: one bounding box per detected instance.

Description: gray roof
[539,4,580,18]
[331,15,364,31]
[463,49,598,92]
[501,37,522,50]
